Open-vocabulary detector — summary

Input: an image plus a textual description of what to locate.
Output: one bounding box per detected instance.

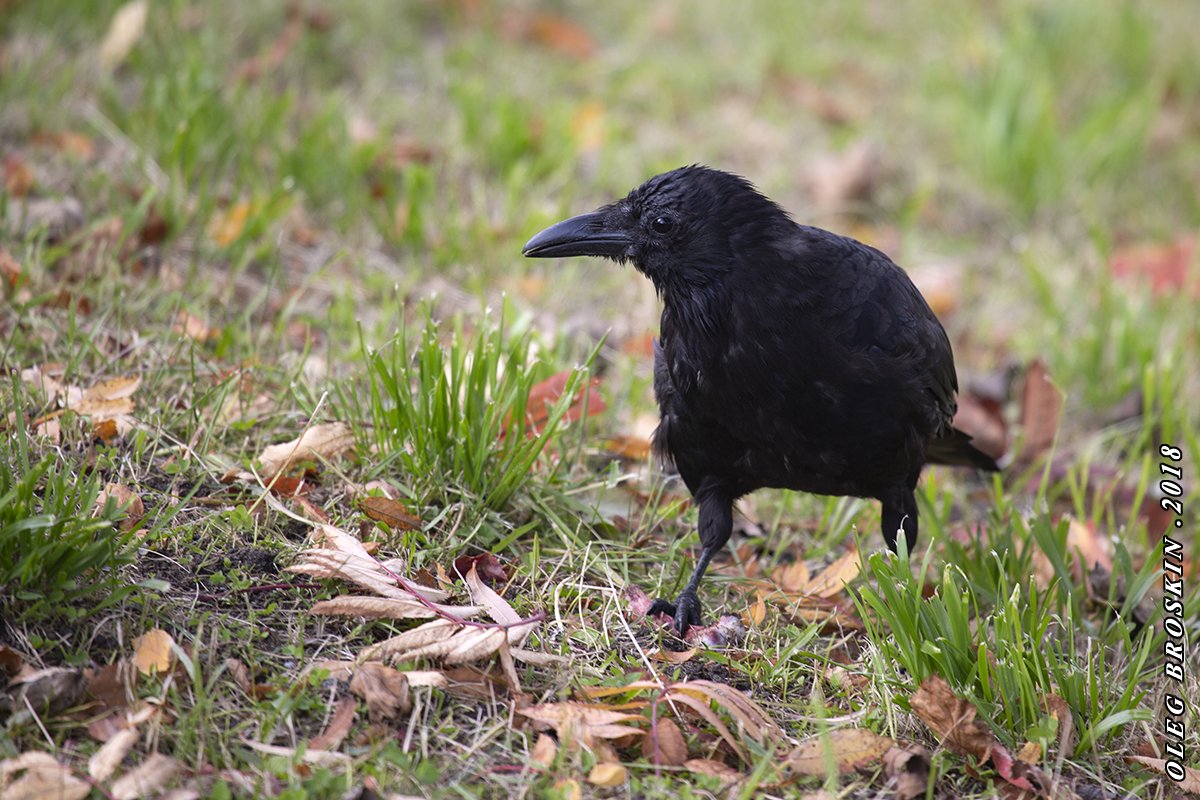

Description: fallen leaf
[88,727,139,781]
[805,550,862,597]
[772,559,810,593]
[1127,756,1200,792]
[1110,234,1197,298]
[642,715,688,766]
[683,758,741,784]
[99,0,149,69]
[3,156,33,198]
[95,483,144,531]
[360,497,421,531]
[553,779,582,800]
[110,754,180,800]
[517,702,646,747]
[1016,359,1062,464]
[310,594,479,621]
[308,695,356,751]
[32,130,97,161]
[509,372,604,436]
[464,564,525,635]
[132,629,175,676]
[173,310,219,342]
[952,389,1008,461]
[743,596,767,627]
[206,200,254,247]
[0,667,86,716]
[0,752,90,800]
[603,434,652,461]
[806,138,881,215]
[241,422,355,481]
[883,743,931,800]
[911,676,1048,794]
[530,733,557,768]
[650,647,697,665]
[453,552,509,586]
[786,728,894,775]
[240,740,350,768]
[349,663,411,722]
[587,762,626,786]
[526,13,597,60]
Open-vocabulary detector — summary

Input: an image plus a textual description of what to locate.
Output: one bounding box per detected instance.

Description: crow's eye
[651,216,675,234]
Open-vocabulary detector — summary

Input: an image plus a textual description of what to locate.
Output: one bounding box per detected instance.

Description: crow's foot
[648,591,703,637]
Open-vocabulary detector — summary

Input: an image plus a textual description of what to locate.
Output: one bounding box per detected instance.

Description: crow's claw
[648,591,703,637]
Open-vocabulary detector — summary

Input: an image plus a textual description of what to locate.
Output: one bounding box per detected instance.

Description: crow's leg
[649,485,733,636]
[880,486,918,553]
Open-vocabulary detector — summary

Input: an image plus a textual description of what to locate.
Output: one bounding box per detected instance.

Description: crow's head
[522,166,787,290]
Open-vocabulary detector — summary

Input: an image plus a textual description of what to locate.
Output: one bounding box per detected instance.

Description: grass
[1,0,1198,798]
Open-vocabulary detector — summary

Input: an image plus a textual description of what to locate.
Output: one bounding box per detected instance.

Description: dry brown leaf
[4,156,34,198]
[530,733,557,768]
[911,676,1047,794]
[953,395,1007,466]
[99,0,148,69]
[110,754,180,800]
[650,647,697,665]
[663,690,746,762]
[132,629,175,676]
[95,483,144,531]
[0,646,24,680]
[240,740,350,768]
[786,728,894,775]
[0,667,86,716]
[883,744,931,800]
[805,550,862,598]
[642,715,688,766]
[287,524,448,603]
[772,560,810,593]
[360,497,421,531]
[308,695,356,751]
[517,702,646,746]
[603,434,652,461]
[683,758,741,784]
[806,138,881,214]
[1111,234,1198,298]
[509,372,605,435]
[527,13,597,60]
[310,594,480,621]
[464,564,535,649]
[1017,359,1062,464]
[0,248,23,288]
[224,658,251,694]
[1127,756,1200,792]
[587,762,626,786]
[173,310,219,342]
[671,681,780,741]
[73,375,140,418]
[252,422,355,480]
[88,727,139,781]
[743,596,767,627]
[0,753,90,800]
[349,663,411,722]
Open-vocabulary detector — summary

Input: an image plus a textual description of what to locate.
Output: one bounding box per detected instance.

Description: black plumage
[524,166,998,635]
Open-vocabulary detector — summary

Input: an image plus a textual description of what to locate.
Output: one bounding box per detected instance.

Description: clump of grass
[853,514,1156,753]
[0,405,139,621]
[342,303,600,515]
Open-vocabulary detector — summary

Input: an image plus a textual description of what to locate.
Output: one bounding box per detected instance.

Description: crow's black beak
[522,211,633,259]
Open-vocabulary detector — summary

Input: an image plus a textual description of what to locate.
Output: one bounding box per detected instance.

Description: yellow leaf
[132,629,174,675]
[587,762,626,786]
[530,733,557,767]
[786,728,894,775]
[207,200,253,247]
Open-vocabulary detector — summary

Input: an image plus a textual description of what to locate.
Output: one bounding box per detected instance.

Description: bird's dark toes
[649,592,703,637]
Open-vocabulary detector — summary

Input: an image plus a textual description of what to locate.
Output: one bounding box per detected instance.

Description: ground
[1,1,1199,798]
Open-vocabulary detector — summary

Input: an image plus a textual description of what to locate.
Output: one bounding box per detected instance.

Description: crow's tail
[927,427,1001,472]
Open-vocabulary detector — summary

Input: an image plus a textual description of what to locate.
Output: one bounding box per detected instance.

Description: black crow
[523,166,998,635]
